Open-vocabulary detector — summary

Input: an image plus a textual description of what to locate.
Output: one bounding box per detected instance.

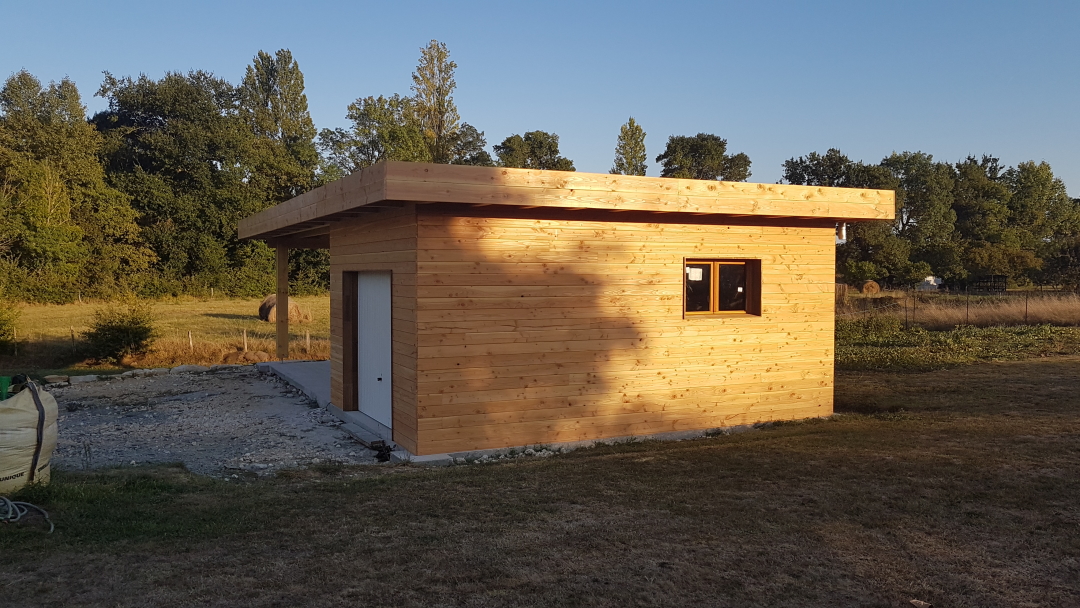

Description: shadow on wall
[415,203,650,453]
[414,187,834,454]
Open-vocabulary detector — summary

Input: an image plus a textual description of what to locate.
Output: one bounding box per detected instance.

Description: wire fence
[837,288,1080,329]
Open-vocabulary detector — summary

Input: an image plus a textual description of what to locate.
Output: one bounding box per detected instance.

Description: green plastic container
[0,376,9,401]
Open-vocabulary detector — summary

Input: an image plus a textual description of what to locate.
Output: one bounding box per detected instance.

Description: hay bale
[860,280,881,295]
[258,294,304,323]
[223,350,271,364]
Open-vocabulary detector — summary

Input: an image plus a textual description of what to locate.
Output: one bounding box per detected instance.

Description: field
[3,293,1079,605]
[0,296,331,375]
[2,356,1078,607]
[841,291,1080,329]
[5,292,1080,377]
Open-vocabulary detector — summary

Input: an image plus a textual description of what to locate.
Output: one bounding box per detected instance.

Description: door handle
[377,377,383,381]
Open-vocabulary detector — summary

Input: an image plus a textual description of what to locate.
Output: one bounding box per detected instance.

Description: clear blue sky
[3,0,1077,194]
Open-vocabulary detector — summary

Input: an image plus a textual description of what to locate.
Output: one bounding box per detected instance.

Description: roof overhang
[238,161,895,245]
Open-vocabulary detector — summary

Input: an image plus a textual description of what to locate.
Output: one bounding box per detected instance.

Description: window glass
[719,264,747,311]
[685,263,712,312]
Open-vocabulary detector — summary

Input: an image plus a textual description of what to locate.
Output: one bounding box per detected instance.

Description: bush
[836,318,1080,371]
[835,315,904,345]
[83,304,157,362]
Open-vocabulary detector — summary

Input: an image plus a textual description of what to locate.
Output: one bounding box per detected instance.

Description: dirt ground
[47,367,376,476]
[3,357,1077,607]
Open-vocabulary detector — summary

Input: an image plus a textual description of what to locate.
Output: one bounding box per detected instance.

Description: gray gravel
[47,367,376,478]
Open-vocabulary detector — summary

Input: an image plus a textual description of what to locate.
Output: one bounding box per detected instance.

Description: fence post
[305,330,310,354]
[966,287,970,326]
[243,329,248,353]
[70,326,76,353]
[1025,292,1029,325]
[188,330,194,353]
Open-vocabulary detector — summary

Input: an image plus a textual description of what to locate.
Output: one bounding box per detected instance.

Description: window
[684,259,761,315]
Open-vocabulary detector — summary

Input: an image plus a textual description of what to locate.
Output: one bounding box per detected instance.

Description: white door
[357,272,392,429]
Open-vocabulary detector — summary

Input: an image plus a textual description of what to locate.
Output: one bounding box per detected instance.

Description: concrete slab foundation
[258,360,771,466]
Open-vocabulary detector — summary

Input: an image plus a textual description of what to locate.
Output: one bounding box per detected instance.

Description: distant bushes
[836,316,1080,371]
[83,304,157,362]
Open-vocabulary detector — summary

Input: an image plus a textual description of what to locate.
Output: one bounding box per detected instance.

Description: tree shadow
[413,192,836,455]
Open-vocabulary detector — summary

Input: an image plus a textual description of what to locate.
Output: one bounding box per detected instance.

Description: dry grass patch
[3,357,1079,607]
[841,291,1080,329]
[902,292,1080,329]
[0,295,330,375]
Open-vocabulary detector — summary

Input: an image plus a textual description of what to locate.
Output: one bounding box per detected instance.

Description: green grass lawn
[3,356,1078,607]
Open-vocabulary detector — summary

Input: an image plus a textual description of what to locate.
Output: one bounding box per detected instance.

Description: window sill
[685,311,760,318]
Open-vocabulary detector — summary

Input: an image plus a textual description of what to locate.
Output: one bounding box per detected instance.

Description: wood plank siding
[239,162,895,457]
[239,162,895,242]
[329,205,419,454]
[412,206,838,454]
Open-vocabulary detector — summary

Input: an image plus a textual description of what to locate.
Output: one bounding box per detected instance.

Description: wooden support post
[243,329,248,353]
[276,245,289,361]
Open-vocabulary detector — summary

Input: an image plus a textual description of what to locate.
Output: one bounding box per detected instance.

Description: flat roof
[238,161,895,246]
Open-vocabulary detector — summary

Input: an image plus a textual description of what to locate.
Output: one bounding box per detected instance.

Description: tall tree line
[2,41,1077,303]
[782,149,1080,288]
[1,50,328,302]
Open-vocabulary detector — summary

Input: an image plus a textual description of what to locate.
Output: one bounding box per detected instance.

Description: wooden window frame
[683,258,762,317]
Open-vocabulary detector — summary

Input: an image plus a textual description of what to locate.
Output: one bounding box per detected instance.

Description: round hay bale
[223,350,271,364]
[860,280,881,295]
[258,294,304,323]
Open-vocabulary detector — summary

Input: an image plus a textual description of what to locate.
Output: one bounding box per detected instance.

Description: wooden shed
[239,162,894,457]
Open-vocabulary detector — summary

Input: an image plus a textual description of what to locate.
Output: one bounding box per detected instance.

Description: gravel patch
[48,367,376,478]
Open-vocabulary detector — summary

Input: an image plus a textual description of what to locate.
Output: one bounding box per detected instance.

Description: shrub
[83,304,157,362]
[835,315,904,345]
[836,319,1080,371]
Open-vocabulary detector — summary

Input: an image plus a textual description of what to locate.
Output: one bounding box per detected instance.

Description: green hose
[0,496,54,533]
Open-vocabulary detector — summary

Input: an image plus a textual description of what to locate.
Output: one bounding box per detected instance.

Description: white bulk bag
[0,382,58,493]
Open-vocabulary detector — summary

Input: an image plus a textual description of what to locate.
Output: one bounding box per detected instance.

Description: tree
[411,40,461,164]
[1003,161,1080,285]
[781,148,914,285]
[321,40,493,173]
[494,131,574,171]
[655,133,750,181]
[782,148,860,187]
[610,117,647,176]
[239,49,326,292]
[948,155,1038,281]
[449,123,494,166]
[239,49,319,202]
[881,152,964,281]
[318,94,430,175]
[93,71,270,296]
[0,70,151,301]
